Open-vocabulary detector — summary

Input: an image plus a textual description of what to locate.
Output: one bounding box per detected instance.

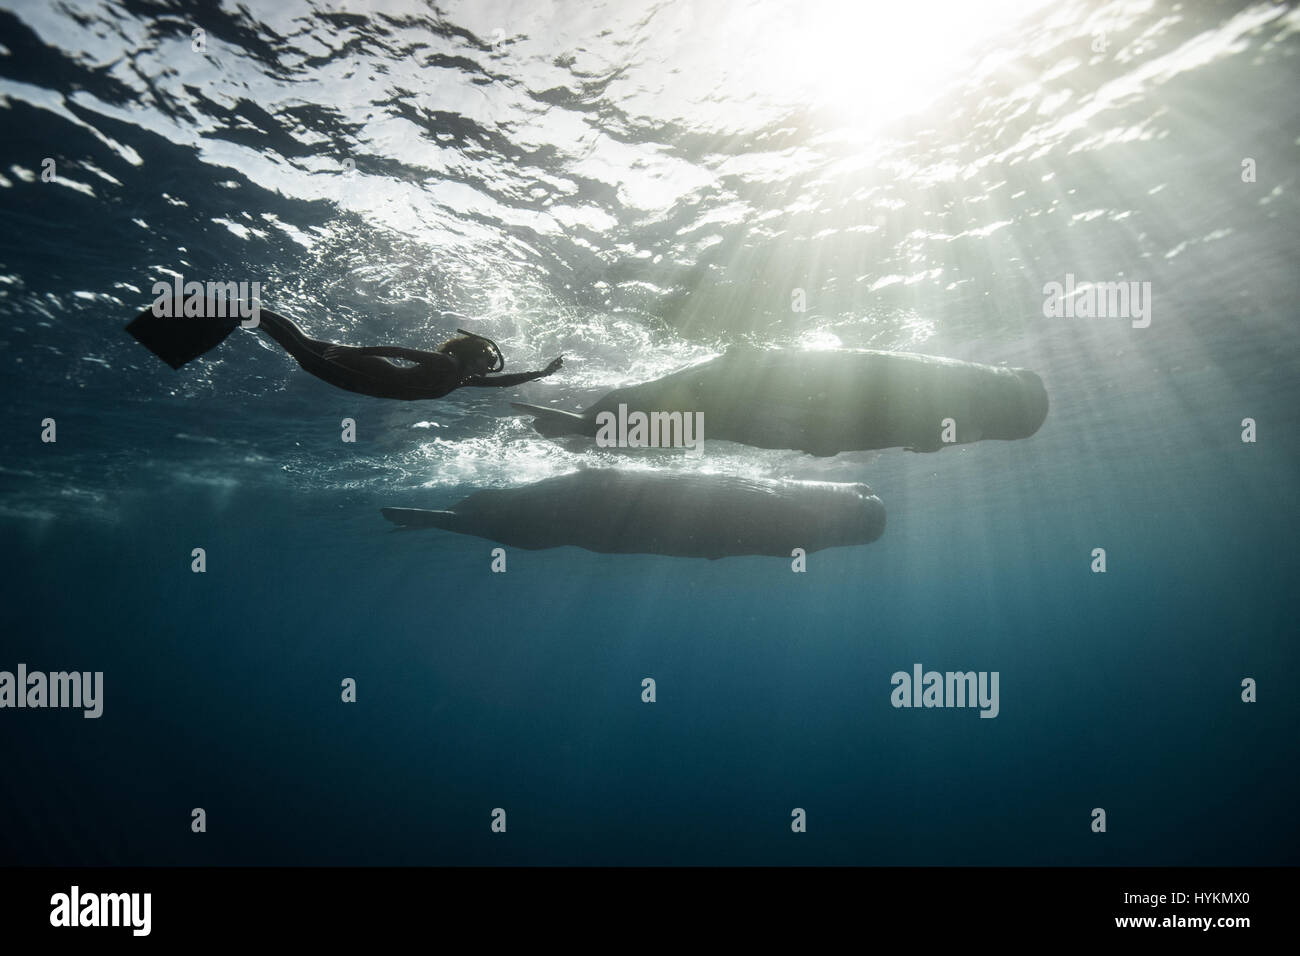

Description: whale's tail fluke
[381,507,460,531]
[125,307,242,369]
[509,402,590,437]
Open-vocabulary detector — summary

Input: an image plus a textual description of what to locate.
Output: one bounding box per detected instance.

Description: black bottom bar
[0,866,1286,941]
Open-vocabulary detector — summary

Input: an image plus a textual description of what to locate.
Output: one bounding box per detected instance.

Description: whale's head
[1014,369,1050,436]
[805,481,886,548]
[973,367,1049,440]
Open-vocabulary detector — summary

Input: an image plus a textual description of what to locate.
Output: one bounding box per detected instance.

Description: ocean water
[0,0,1297,866]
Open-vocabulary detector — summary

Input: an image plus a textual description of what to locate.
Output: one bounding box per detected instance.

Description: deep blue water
[1,0,1297,865]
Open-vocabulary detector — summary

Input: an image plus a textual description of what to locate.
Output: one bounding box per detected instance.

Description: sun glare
[753,0,1052,128]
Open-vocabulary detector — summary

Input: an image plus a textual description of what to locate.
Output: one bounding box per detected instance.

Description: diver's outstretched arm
[463,356,563,388]
[463,370,551,387]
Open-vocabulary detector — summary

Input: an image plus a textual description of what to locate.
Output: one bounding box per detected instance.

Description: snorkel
[457,328,505,373]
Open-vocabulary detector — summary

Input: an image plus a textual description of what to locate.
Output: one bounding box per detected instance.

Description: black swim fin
[381,507,460,531]
[125,307,243,369]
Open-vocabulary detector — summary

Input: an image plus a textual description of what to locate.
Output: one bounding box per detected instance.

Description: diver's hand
[544,356,564,375]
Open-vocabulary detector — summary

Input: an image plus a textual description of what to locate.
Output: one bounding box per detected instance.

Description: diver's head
[438,331,504,378]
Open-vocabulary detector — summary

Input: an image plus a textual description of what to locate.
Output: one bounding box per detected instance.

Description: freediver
[125,306,563,400]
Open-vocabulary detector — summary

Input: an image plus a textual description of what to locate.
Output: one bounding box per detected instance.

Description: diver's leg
[252,310,408,392]
[253,310,330,360]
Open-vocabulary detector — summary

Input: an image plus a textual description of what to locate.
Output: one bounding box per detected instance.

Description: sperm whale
[381,469,886,559]
[512,347,1048,456]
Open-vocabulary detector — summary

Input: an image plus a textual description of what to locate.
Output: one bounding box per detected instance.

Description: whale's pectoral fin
[509,402,590,437]
[381,507,459,531]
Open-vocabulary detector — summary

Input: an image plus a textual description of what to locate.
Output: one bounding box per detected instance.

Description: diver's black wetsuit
[254,310,554,400]
[125,304,558,399]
